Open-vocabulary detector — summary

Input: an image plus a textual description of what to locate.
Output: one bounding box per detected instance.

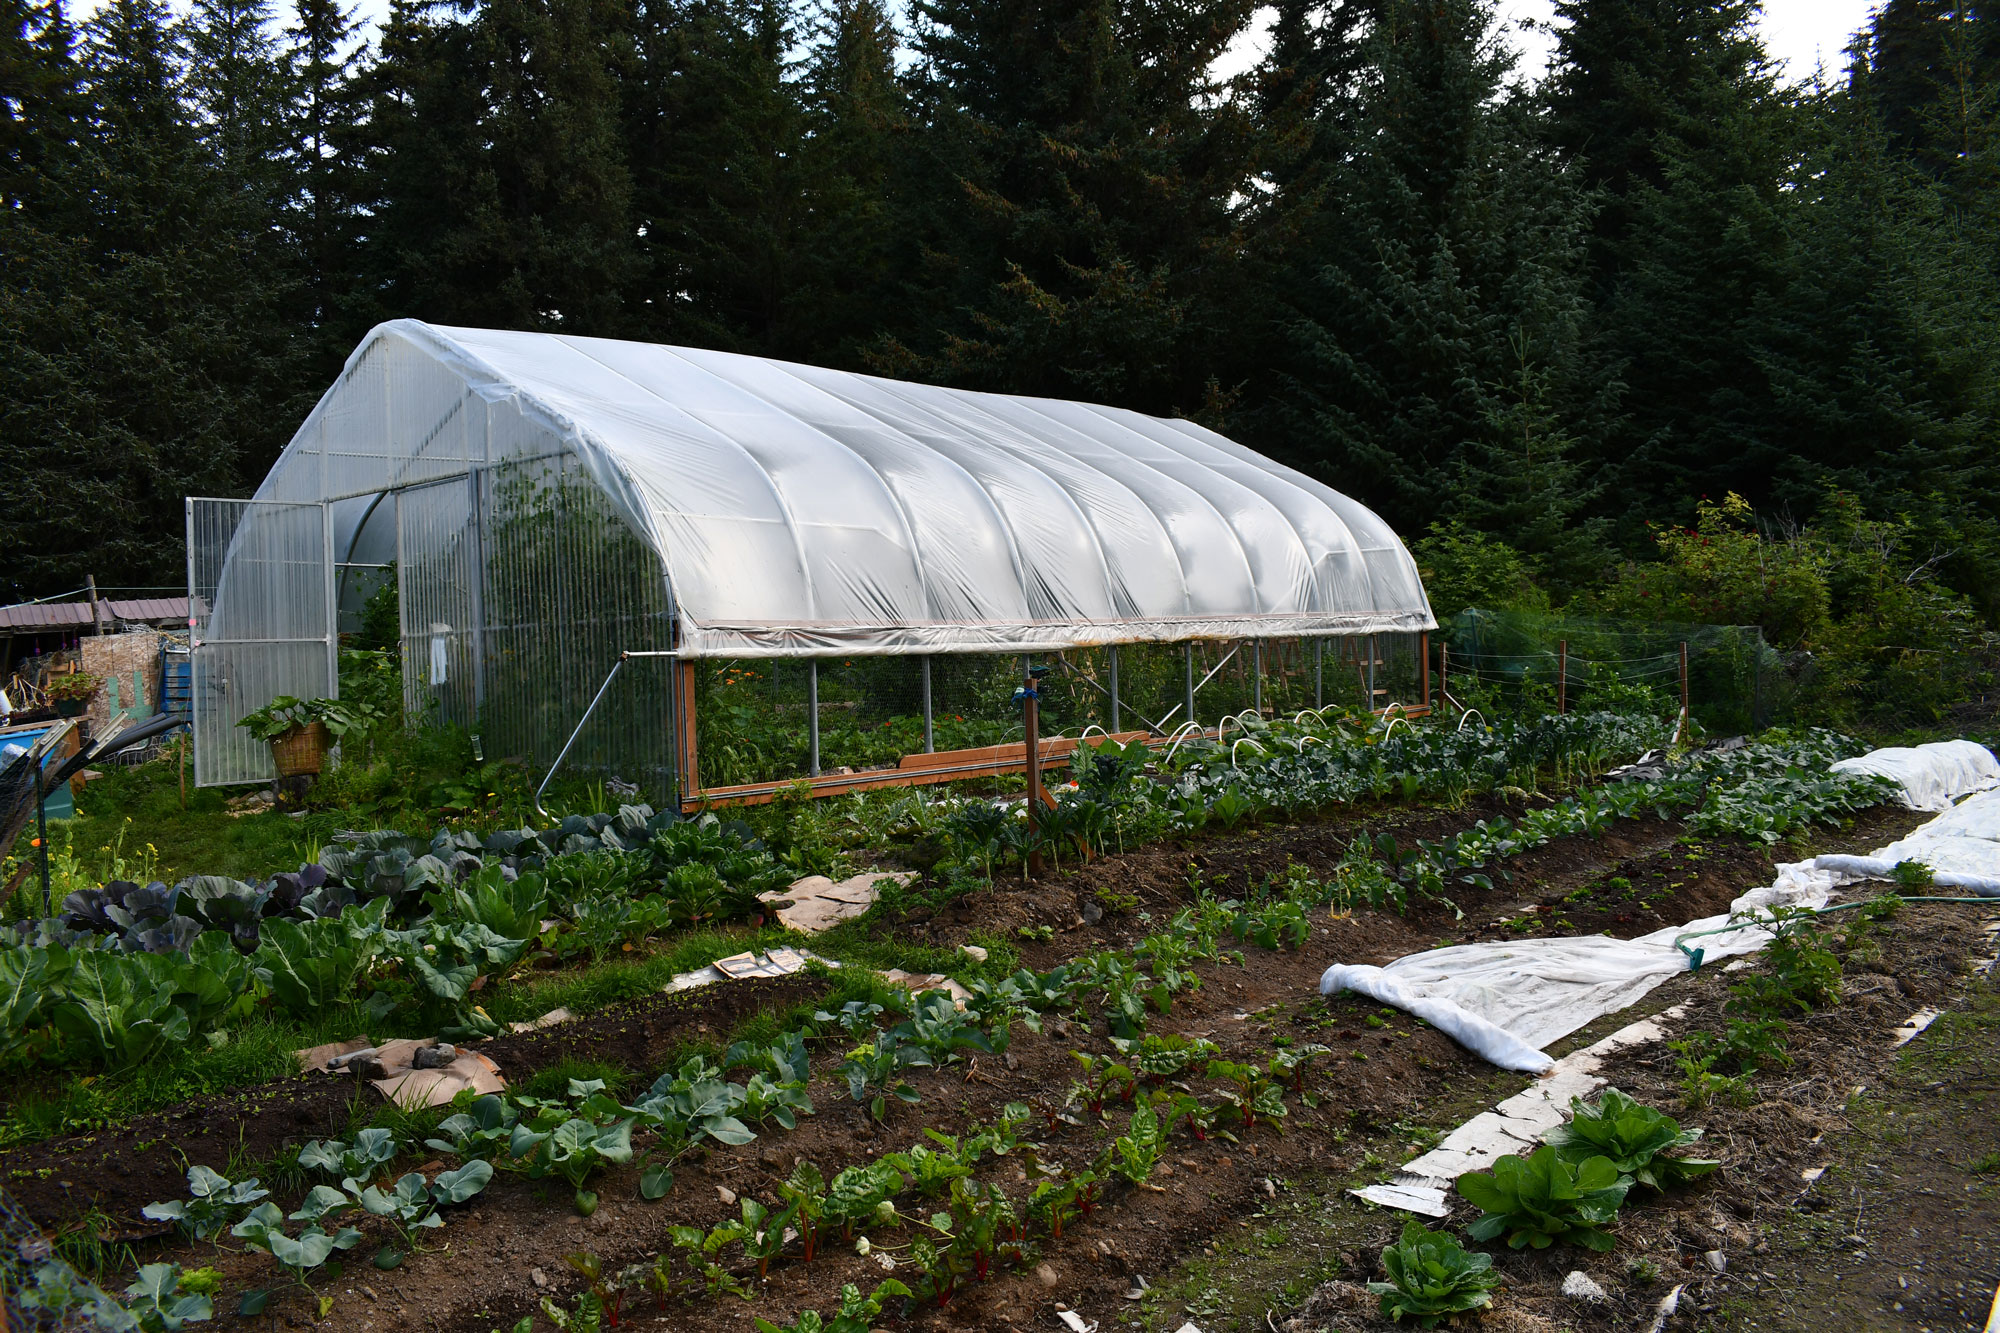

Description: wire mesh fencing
[1439,609,1775,733]
[684,632,1431,793]
[0,1183,133,1329]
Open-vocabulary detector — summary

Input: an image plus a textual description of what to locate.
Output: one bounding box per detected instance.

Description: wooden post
[1252,641,1263,716]
[1023,660,1045,875]
[1314,637,1323,709]
[1556,639,1567,715]
[1419,632,1431,713]
[1440,642,1449,713]
[85,574,102,636]
[677,659,699,797]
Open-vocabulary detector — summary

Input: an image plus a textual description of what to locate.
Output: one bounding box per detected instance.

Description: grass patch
[0,1006,370,1150]
[519,1056,631,1100]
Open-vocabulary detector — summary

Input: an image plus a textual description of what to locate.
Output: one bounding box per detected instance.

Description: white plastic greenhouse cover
[258,319,1435,659]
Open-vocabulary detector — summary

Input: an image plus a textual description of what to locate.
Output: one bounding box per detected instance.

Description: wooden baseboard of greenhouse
[683,731,1157,810]
[679,701,1432,812]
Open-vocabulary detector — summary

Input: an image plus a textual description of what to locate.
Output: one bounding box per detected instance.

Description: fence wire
[1439,608,1774,733]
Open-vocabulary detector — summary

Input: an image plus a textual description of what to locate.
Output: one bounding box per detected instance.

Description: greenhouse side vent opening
[538,634,1435,816]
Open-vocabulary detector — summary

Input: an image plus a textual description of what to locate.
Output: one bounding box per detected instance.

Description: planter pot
[271,722,331,778]
[54,699,88,718]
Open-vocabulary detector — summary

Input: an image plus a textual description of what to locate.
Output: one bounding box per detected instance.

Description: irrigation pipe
[1672,895,2000,970]
[1161,721,1207,765]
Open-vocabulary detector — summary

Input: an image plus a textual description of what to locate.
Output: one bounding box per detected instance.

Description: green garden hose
[1673,895,2000,970]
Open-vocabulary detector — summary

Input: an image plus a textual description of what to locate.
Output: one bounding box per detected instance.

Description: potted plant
[236,695,385,778]
[47,673,101,718]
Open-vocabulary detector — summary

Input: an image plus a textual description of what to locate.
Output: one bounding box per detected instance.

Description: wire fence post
[1108,645,1120,734]
[920,655,934,754]
[808,660,821,777]
[1315,637,1323,709]
[1440,641,1450,713]
[1367,634,1377,712]
[1557,639,1567,715]
[1677,640,1690,743]
[1184,644,1196,732]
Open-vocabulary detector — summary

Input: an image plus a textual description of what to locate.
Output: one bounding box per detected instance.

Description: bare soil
[6,797,1988,1333]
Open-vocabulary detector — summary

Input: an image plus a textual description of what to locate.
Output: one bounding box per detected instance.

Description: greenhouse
[189,319,1436,801]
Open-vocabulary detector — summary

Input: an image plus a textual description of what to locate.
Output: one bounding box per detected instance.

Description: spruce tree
[0,0,260,589]
[625,0,807,351]
[1248,0,1599,537]
[790,0,903,362]
[357,0,635,333]
[282,0,368,359]
[880,0,1258,410]
[1544,0,1794,521]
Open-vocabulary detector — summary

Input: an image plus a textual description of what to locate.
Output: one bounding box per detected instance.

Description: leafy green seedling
[1456,1146,1630,1251]
[1543,1087,1720,1192]
[141,1166,270,1242]
[1366,1218,1503,1327]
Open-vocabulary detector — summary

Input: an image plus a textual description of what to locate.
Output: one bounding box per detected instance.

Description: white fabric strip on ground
[1322,742,2000,1074]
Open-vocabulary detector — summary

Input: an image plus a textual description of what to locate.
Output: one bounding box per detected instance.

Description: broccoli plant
[141,1166,271,1243]
[1366,1218,1504,1327]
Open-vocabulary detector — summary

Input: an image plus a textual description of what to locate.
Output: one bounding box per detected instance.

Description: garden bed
[3,789,1965,1333]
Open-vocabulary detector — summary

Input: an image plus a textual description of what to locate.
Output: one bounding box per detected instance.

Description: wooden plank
[687,730,1154,810]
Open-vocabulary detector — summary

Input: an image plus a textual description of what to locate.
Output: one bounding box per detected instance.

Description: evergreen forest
[3,0,1998,675]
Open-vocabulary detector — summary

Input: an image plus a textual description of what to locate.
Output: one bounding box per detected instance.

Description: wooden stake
[1024,661,1044,876]
[1557,639,1567,715]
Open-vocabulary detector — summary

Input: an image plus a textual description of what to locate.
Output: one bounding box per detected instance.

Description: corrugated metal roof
[106,597,189,623]
[0,598,188,632]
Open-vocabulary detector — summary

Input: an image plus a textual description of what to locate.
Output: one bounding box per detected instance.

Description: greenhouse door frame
[186,497,339,787]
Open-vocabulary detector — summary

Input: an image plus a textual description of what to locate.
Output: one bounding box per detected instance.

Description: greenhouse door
[186,498,337,786]
[395,475,482,730]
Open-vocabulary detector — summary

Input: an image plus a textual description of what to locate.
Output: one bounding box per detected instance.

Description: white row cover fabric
[264,321,1434,658]
[1830,739,2000,811]
[1322,741,2000,1073]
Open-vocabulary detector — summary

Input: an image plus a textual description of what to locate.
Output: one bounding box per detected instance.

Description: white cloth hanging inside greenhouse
[264,320,1434,658]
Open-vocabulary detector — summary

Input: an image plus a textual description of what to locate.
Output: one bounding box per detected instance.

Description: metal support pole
[1184,644,1196,733]
[1108,646,1120,734]
[35,777,50,916]
[1252,642,1263,716]
[1315,638,1323,709]
[808,660,821,777]
[920,655,934,754]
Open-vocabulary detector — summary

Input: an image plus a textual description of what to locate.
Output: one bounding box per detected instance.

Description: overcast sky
[1212,1,1882,88]
[75,0,1884,92]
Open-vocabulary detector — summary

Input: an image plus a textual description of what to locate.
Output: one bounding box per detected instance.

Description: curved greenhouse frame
[189,320,1435,798]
